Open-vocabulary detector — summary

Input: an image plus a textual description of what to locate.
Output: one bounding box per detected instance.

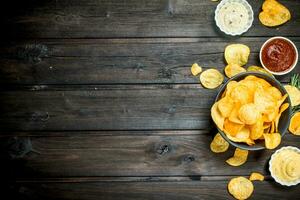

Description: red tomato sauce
[262,38,296,72]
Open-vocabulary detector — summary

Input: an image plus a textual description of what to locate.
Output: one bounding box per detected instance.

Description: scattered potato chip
[225,44,250,66]
[211,102,225,131]
[259,0,291,27]
[263,133,281,149]
[238,103,260,125]
[249,172,265,181]
[226,148,249,167]
[200,69,224,89]
[210,133,229,153]
[247,65,274,77]
[191,63,202,76]
[228,177,254,200]
[289,112,300,135]
[225,63,246,78]
[284,85,300,106]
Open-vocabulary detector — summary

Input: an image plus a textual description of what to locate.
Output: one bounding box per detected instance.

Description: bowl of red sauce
[260,36,298,75]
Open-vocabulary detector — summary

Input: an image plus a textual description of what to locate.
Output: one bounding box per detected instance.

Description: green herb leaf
[290,74,300,89]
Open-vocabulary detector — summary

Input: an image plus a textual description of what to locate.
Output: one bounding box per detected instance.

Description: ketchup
[262,38,296,72]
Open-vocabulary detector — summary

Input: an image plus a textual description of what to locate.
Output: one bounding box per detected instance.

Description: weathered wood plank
[1,38,299,84]
[0,85,216,131]
[1,0,300,38]
[3,179,300,200]
[0,132,299,177]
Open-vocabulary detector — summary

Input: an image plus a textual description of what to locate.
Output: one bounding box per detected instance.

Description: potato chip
[228,103,244,125]
[218,96,234,118]
[247,65,274,77]
[191,63,202,76]
[210,133,229,153]
[230,85,252,105]
[228,177,254,200]
[224,119,244,136]
[211,102,225,130]
[254,89,276,114]
[246,138,255,146]
[225,44,250,66]
[250,115,264,140]
[267,86,283,100]
[259,0,291,27]
[289,112,300,135]
[226,148,249,167]
[238,103,260,125]
[263,133,281,149]
[200,69,224,89]
[275,103,289,132]
[284,85,300,107]
[249,172,265,181]
[225,63,246,78]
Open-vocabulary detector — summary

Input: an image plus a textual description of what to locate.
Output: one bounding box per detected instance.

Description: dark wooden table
[0,0,300,199]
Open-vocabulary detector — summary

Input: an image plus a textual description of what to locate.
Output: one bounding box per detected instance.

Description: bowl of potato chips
[211,72,291,150]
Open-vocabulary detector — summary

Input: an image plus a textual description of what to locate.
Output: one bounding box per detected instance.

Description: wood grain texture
[0,85,217,131]
[0,132,299,177]
[1,0,300,38]
[3,179,300,200]
[1,38,299,84]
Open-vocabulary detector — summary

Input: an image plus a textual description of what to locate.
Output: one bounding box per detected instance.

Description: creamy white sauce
[217,2,249,33]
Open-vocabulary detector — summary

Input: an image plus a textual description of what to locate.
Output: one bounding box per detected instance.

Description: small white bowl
[215,0,254,36]
[260,36,298,76]
[269,146,300,186]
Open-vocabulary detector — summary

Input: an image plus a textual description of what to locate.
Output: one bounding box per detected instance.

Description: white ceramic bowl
[215,0,254,36]
[260,36,298,76]
[269,146,300,186]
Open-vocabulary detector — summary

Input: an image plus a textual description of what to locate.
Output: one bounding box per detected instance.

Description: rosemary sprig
[290,73,300,89]
[292,105,300,115]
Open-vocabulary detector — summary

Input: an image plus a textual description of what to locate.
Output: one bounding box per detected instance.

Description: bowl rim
[214,0,254,36]
[213,71,292,151]
[259,36,299,76]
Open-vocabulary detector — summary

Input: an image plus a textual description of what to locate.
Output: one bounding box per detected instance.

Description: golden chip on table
[226,148,248,167]
[225,63,246,78]
[224,44,250,66]
[191,63,202,76]
[289,112,300,135]
[247,65,274,77]
[200,69,224,89]
[211,75,289,148]
[228,177,254,200]
[284,85,300,106]
[210,133,229,153]
[249,172,265,181]
[259,0,291,27]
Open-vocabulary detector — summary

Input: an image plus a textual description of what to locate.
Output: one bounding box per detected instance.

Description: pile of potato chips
[211,75,289,149]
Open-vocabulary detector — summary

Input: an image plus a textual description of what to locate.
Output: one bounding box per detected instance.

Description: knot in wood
[30,111,50,122]
[157,144,170,155]
[16,44,48,63]
[0,137,32,159]
[183,154,195,163]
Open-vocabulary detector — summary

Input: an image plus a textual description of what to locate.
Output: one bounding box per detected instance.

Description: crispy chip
[230,85,252,105]
[211,102,225,130]
[284,85,300,107]
[263,133,281,149]
[226,148,249,167]
[254,88,276,114]
[238,103,260,125]
[218,96,234,118]
[249,172,265,181]
[225,44,250,66]
[267,86,283,100]
[228,177,254,200]
[224,119,244,136]
[200,69,224,89]
[249,115,264,140]
[191,63,202,76]
[228,103,244,125]
[210,133,229,153]
[275,103,289,132]
[247,65,274,77]
[225,64,246,78]
[259,0,291,27]
[289,112,300,135]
